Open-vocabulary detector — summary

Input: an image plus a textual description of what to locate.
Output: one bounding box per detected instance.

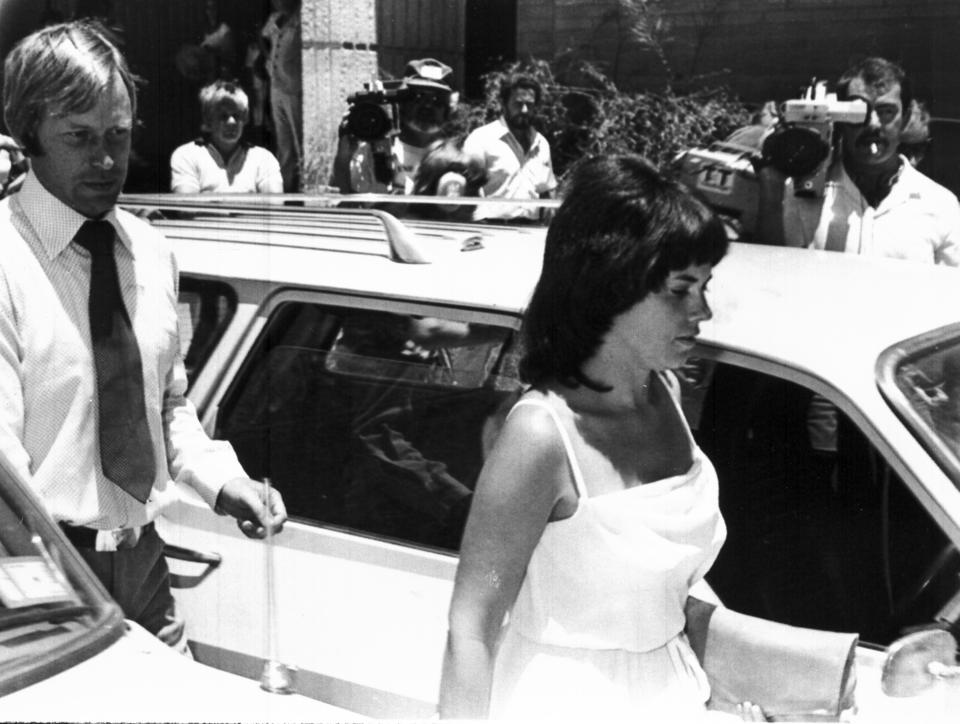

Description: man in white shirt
[463,74,557,223]
[757,57,960,266]
[0,20,286,650]
[170,79,282,194]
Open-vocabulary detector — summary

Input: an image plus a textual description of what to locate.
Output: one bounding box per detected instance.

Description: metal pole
[259,476,294,694]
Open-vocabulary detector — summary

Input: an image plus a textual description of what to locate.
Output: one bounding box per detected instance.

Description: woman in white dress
[439,154,741,720]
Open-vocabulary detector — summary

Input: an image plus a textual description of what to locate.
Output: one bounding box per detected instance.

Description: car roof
[702,242,960,383]
[145,204,547,316]
[126,197,960,383]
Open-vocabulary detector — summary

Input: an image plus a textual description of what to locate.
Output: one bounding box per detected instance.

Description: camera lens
[762,126,830,177]
[345,103,393,141]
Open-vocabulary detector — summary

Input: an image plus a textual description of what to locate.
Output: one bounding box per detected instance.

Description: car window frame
[206,287,523,545]
[686,341,960,643]
[690,342,960,548]
[876,321,960,491]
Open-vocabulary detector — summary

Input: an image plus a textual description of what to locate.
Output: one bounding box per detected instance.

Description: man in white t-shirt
[757,57,959,266]
[170,80,282,194]
[463,74,557,223]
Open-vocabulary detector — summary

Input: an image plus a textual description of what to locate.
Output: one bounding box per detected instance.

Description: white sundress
[489,389,728,721]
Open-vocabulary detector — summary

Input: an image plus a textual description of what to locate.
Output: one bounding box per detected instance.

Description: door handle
[163,543,222,588]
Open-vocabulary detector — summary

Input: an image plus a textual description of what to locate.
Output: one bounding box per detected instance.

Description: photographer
[757,57,959,266]
[331,58,455,195]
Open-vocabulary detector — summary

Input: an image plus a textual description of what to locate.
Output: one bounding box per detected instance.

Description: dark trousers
[74,524,190,654]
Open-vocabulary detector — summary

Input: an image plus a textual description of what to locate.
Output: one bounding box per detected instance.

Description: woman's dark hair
[411,138,488,221]
[519,154,728,391]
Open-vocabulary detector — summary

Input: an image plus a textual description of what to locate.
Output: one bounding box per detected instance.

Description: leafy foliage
[448,58,752,181]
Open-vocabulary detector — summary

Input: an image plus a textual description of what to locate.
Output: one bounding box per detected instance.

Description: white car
[121,194,960,720]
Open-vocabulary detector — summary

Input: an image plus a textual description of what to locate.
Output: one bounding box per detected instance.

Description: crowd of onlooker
[1,2,959,257]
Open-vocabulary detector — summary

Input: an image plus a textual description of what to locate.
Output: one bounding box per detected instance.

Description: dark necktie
[74,220,156,503]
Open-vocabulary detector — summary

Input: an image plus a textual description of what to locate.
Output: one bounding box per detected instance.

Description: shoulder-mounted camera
[344,80,412,142]
[762,80,867,197]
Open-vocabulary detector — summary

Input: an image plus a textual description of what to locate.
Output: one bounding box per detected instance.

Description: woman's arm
[438,402,569,719]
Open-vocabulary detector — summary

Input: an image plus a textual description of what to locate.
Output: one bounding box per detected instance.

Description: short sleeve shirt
[463,117,557,221]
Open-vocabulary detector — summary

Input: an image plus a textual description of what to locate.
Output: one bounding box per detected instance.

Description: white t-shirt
[170,140,283,194]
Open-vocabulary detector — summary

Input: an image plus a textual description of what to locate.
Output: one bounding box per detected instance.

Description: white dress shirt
[0,173,247,529]
[783,156,960,266]
[463,117,557,221]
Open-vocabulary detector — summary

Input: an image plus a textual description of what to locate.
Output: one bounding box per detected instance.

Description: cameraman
[757,57,959,266]
[331,58,455,195]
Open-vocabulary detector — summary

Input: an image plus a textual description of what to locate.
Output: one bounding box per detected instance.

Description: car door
[679,353,960,642]
[160,284,522,718]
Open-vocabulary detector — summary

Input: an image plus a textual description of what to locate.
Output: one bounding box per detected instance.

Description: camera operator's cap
[404,58,454,92]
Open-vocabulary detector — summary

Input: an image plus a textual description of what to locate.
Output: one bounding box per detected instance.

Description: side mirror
[881,629,960,697]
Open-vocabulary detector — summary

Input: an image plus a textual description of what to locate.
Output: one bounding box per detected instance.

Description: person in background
[463,74,557,223]
[260,0,302,191]
[0,20,286,652]
[331,58,456,195]
[410,138,487,221]
[899,98,931,168]
[439,155,733,719]
[724,99,779,153]
[0,132,27,198]
[757,57,959,265]
[170,79,282,194]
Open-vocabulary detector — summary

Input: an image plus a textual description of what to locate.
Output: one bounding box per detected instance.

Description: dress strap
[509,398,588,499]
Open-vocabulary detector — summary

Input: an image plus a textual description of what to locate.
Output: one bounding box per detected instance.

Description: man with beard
[331,58,455,195]
[463,74,557,223]
[757,57,959,265]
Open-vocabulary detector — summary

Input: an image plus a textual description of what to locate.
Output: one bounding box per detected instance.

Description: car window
[877,325,960,488]
[682,359,959,647]
[0,456,123,696]
[214,301,523,551]
[177,277,237,387]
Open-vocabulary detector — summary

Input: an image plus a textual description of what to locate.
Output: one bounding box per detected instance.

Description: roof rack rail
[119,194,431,264]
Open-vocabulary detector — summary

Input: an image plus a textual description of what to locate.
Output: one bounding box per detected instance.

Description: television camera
[674,81,868,238]
[343,79,413,142]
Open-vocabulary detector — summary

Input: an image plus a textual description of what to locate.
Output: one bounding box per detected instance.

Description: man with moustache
[0,20,286,651]
[757,57,959,265]
[463,74,557,223]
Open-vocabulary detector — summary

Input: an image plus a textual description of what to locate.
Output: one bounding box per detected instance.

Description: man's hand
[216,477,287,538]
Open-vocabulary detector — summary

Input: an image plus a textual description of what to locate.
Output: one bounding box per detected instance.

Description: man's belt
[59,521,153,550]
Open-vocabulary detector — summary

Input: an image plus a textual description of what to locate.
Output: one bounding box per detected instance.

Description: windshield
[0,453,124,697]
[879,323,960,485]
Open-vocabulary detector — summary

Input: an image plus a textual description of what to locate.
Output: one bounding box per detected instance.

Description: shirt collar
[16,171,128,259]
[496,116,541,153]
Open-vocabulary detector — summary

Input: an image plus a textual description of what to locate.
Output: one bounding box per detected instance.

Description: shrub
[450,58,752,180]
